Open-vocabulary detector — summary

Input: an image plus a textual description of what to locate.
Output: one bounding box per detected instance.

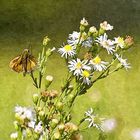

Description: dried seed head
[125,36,134,47]
[84,52,93,60]
[65,122,78,132]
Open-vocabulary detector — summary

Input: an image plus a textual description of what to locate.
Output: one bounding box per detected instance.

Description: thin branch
[30,71,38,88]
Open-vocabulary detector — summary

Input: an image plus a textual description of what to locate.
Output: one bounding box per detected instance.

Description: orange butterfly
[9,49,37,76]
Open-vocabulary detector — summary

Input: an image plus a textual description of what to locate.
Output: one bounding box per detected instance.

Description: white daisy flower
[101,118,117,133]
[10,132,18,139]
[67,31,80,46]
[96,33,115,54]
[82,37,93,48]
[58,44,76,58]
[85,108,104,130]
[15,106,24,115]
[68,58,91,76]
[80,70,92,85]
[114,37,125,48]
[115,54,131,70]
[80,17,88,26]
[68,31,88,47]
[34,122,43,134]
[24,108,35,120]
[85,108,93,116]
[28,121,36,129]
[90,56,109,71]
[100,21,113,31]
[15,106,36,121]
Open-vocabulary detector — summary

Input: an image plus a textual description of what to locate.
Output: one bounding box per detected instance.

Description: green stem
[69,81,81,108]
[78,117,86,127]
[48,73,74,119]
[38,71,43,89]
[76,32,82,54]
[30,71,38,88]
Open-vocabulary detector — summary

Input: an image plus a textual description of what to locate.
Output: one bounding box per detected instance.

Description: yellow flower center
[93,56,101,64]
[82,70,90,78]
[92,116,101,124]
[64,45,72,52]
[118,37,124,44]
[76,62,82,69]
[102,41,109,48]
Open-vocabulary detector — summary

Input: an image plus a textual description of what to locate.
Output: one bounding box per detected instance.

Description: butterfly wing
[9,55,23,73]
[26,55,37,73]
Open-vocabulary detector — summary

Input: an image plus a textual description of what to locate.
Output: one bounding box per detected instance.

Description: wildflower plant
[10,18,134,140]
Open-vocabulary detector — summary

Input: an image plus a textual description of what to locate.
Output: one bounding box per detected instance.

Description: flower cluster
[58,18,133,85]
[10,18,134,140]
[14,106,36,124]
[11,106,45,139]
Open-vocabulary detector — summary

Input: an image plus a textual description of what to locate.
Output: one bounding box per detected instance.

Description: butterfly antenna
[28,42,32,55]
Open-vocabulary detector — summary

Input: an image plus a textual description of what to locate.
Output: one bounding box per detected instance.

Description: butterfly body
[9,49,37,76]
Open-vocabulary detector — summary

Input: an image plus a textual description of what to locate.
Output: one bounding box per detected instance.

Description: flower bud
[58,123,65,131]
[68,85,74,90]
[26,128,32,137]
[100,21,113,31]
[67,85,74,94]
[45,75,53,89]
[56,102,63,111]
[45,49,52,57]
[10,132,18,140]
[65,122,78,132]
[89,26,97,33]
[32,93,39,105]
[50,119,59,128]
[68,94,75,101]
[49,90,58,99]
[39,110,45,120]
[80,18,88,26]
[41,91,48,102]
[37,107,42,112]
[72,124,78,132]
[124,36,134,49]
[45,47,55,58]
[15,113,24,124]
[65,114,72,122]
[43,36,50,46]
[53,131,61,139]
[81,32,87,40]
[15,113,20,120]
[88,26,98,37]
[99,28,105,35]
[13,121,19,130]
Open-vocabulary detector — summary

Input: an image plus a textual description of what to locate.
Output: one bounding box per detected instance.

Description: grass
[0,0,140,139]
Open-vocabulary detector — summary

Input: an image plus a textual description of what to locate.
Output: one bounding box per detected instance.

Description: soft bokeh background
[0,0,140,139]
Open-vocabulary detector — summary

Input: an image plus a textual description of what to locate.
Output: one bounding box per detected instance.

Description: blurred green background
[0,0,140,139]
